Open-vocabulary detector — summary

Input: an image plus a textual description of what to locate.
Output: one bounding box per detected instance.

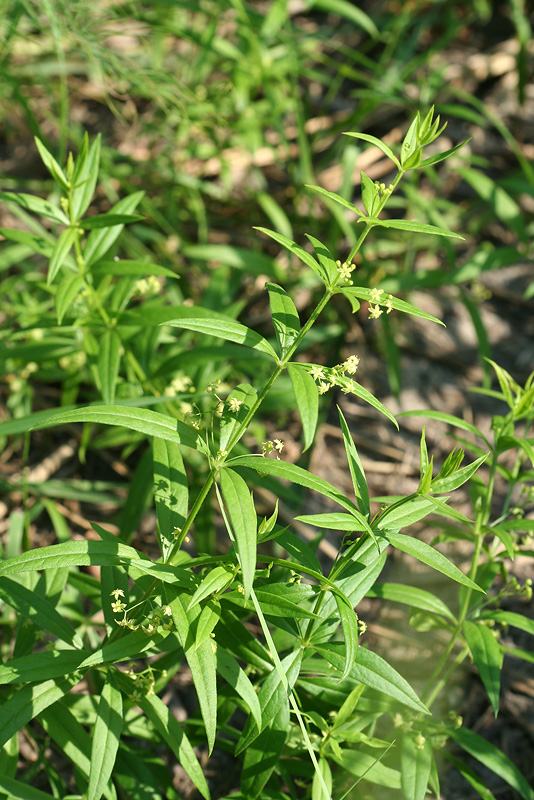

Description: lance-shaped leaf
[344,287,445,327]
[34,137,69,190]
[365,217,463,240]
[306,184,365,219]
[188,566,234,610]
[84,191,144,267]
[399,409,490,447]
[153,437,188,560]
[0,576,83,648]
[216,647,262,731]
[287,363,318,452]
[463,621,503,716]
[71,133,101,220]
[266,283,300,356]
[448,726,534,800]
[315,643,429,714]
[360,171,377,216]
[219,383,258,452]
[368,582,456,622]
[0,674,81,749]
[0,649,89,685]
[134,689,210,799]
[55,273,84,324]
[0,191,69,225]
[430,454,488,493]
[338,406,370,517]
[305,234,339,284]
[295,512,368,531]
[343,132,401,168]
[254,226,327,283]
[32,405,203,451]
[226,455,375,540]
[164,317,278,361]
[92,259,176,278]
[165,585,217,754]
[0,539,145,577]
[419,139,470,168]
[220,467,257,600]
[195,599,221,649]
[235,650,302,755]
[401,733,433,800]
[79,213,144,230]
[87,675,123,800]
[0,776,59,800]
[98,330,121,405]
[241,702,289,800]
[48,227,77,284]
[333,593,359,680]
[385,532,483,591]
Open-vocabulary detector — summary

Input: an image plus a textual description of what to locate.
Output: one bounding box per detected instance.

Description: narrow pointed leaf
[188,566,234,609]
[463,621,502,715]
[216,647,262,731]
[343,132,401,168]
[87,675,123,800]
[32,405,203,450]
[220,468,257,599]
[34,137,69,189]
[47,227,77,284]
[306,184,365,218]
[399,409,490,447]
[72,133,101,219]
[79,213,143,230]
[97,330,121,405]
[254,227,327,283]
[165,317,278,360]
[431,454,488,493]
[287,363,318,451]
[92,259,176,278]
[338,407,370,517]
[153,437,189,561]
[419,139,470,167]
[333,593,358,679]
[385,532,483,591]
[267,283,300,355]
[401,733,433,800]
[0,191,69,224]
[55,273,84,323]
[0,539,145,577]
[84,191,144,267]
[220,384,258,452]
[368,582,456,621]
[367,218,463,240]
[241,702,289,799]
[448,726,534,800]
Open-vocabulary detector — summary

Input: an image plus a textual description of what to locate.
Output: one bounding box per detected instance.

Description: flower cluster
[308,355,361,396]
[261,439,284,458]
[133,275,161,297]
[368,288,394,319]
[110,589,174,635]
[126,665,156,703]
[335,259,357,285]
[164,374,194,396]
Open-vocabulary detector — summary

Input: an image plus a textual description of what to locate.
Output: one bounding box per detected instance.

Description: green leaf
[0,576,83,648]
[188,566,234,609]
[34,137,69,190]
[165,585,217,754]
[0,649,88,685]
[227,456,374,537]
[312,757,332,800]
[79,213,144,230]
[360,170,376,216]
[47,227,77,284]
[442,753,497,800]
[219,384,258,453]
[448,726,534,800]
[338,406,370,517]
[0,539,145,577]
[315,643,429,714]
[195,599,221,648]
[308,0,378,36]
[463,621,503,715]
[0,227,54,257]
[0,191,69,225]
[367,218,463,240]
[398,409,490,447]
[295,512,368,531]
[479,610,534,636]
[216,647,262,731]
[236,650,302,755]
[430,454,488,493]
[220,468,257,599]
[84,191,144,267]
[133,689,210,799]
[164,317,278,361]
[343,132,401,168]
[345,379,399,428]
[0,776,58,800]
[254,227,327,283]
[32,405,203,451]
[87,675,123,800]
[267,283,300,356]
[153,438,189,561]
[306,185,365,219]
[71,133,101,220]
[305,234,339,284]
[241,702,289,799]
[385,532,484,592]
[92,259,176,278]
[368,582,456,621]
[419,139,470,168]
[0,674,80,749]
[287,363,318,452]
[97,330,121,405]
[252,583,319,619]
[401,733,433,800]
[333,593,359,680]
[55,273,84,324]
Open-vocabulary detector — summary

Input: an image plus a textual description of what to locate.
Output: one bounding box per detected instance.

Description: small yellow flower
[309,364,325,382]
[111,601,127,614]
[369,287,384,305]
[343,355,360,374]
[227,397,243,413]
[110,589,125,600]
[368,304,383,319]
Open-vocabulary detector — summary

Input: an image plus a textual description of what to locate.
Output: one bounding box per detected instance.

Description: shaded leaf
[288,363,318,452]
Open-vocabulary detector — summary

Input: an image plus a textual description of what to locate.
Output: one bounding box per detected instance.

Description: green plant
[0,109,533,800]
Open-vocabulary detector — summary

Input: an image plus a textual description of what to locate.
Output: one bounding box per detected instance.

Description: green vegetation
[0,2,533,799]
